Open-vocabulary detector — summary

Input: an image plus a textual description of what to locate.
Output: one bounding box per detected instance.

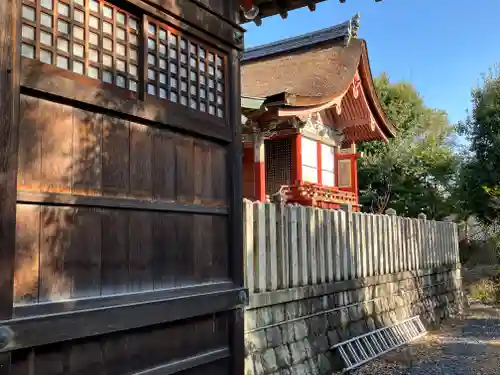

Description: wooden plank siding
[1,0,245,374]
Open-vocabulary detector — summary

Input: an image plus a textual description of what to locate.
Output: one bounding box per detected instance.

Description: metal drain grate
[331,315,427,372]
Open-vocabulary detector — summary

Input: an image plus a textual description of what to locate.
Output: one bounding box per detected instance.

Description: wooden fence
[244,201,460,294]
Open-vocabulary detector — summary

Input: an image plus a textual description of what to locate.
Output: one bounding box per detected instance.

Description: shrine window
[20,0,227,119]
[146,18,226,118]
[301,137,318,183]
[321,144,335,186]
[21,0,140,92]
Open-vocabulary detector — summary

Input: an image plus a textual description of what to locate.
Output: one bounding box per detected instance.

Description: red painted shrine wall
[243,146,255,200]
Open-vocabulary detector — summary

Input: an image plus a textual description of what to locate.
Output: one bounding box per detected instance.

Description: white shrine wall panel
[301,137,318,183]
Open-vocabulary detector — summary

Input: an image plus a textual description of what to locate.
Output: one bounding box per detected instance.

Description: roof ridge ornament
[344,12,360,46]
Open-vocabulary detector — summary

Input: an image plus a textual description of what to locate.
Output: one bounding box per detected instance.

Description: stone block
[346,291,354,305]
[262,348,279,374]
[366,317,376,331]
[273,305,286,323]
[311,297,323,313]
[329,350,345,372]
[339,309,350,327]
[381,312,393,326]
[319,296,327,310]
[310,315,327,335]
[337,326,351,341]
[374,299,384,314]
[281,323,295,344]
[257,307,274,326]
[326,294,335,309]
[253,354,265,375]
[317,353,332,375]
[310,334,329,354]
[293,320,309,341]
[388,310,398,324]
[365,301,375,316]
[303,299,314,315]
[348,305,360,322]
[373,314,384,329]
[290,341,307,365]
[354,303,366,322]
[266,326,282,348]
[333,292,344,307]
[245,356,255,375]
[285,301,300,320]
[290,363,309,375]
[343,291,351,305]
[327,329,340,346]
[382,298,391,312]
[303,338,314,358]
[387,296,396,310]
[394,295,404,307]
[246,309,259,331]
[246,330,268,353]
[394,307,405,321]
[351,320,368,336]
[308,357,320,375]
[375,284,385,298]
[275,345,292,368]
[327,310,341,328]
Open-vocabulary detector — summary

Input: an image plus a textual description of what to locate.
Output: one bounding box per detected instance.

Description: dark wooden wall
[0,0,245,374]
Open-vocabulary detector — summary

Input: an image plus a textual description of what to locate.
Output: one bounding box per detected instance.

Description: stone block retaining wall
[244,264,464,375]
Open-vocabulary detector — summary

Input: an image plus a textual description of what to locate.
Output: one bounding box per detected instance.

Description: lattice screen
[265,138,292,196]
[21,0,140,92]
[20,0,227,119]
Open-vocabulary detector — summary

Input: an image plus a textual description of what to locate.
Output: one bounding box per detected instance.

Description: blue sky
[244,0,500,125]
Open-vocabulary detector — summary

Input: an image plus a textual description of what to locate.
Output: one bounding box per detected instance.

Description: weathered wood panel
[5,1,244,374]
[17,95,228,205]
[13,205,230,304]
[10,312,230,375]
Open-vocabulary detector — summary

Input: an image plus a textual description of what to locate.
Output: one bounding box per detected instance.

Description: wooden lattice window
[146,18,227,118]
[21,0,140,93]
[20,0,227,119]
[265,139,292,195]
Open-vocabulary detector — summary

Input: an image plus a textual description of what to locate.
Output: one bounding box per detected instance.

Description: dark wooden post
[0,0,20,370]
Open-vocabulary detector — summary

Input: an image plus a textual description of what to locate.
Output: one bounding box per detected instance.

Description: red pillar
[350,142,359,204]
[352,155,359,204]
[292,134,303,184]
[253,136,266,201]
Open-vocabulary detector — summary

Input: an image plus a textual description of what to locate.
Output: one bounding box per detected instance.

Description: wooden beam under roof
[239,0,383,25]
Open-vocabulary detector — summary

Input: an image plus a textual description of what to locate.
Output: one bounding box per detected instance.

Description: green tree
[358,73,459,219]
[457,67,500,224]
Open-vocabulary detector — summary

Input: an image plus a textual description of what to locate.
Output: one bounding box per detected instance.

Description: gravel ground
[341,301,500,375]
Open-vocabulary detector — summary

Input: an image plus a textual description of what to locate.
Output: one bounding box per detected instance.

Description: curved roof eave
[358,40,397,139]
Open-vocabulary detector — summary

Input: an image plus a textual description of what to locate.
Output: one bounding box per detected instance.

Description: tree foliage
[456,67,500,224]
[358,73,459,219]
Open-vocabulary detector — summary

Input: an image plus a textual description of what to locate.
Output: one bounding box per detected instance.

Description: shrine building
[241,15,396,211]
